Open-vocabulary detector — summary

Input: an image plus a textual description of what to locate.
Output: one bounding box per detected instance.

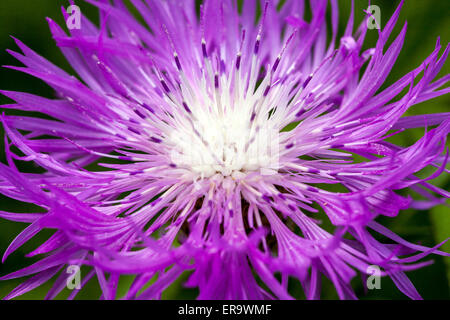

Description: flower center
[168,104,280,178]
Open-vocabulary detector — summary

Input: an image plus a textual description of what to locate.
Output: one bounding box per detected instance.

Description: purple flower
[0,0,449,300]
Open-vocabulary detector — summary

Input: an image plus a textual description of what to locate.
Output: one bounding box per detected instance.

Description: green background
[0,0,449,299]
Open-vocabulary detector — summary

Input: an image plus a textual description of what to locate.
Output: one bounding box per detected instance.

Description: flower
[0,0,449,300]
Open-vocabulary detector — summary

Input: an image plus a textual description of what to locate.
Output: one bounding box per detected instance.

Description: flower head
[0,0,449,300]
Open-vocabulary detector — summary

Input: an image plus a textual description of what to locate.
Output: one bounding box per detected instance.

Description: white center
[169,108,280,178]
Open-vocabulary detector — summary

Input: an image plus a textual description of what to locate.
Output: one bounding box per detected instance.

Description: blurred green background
[0,0,449,299]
